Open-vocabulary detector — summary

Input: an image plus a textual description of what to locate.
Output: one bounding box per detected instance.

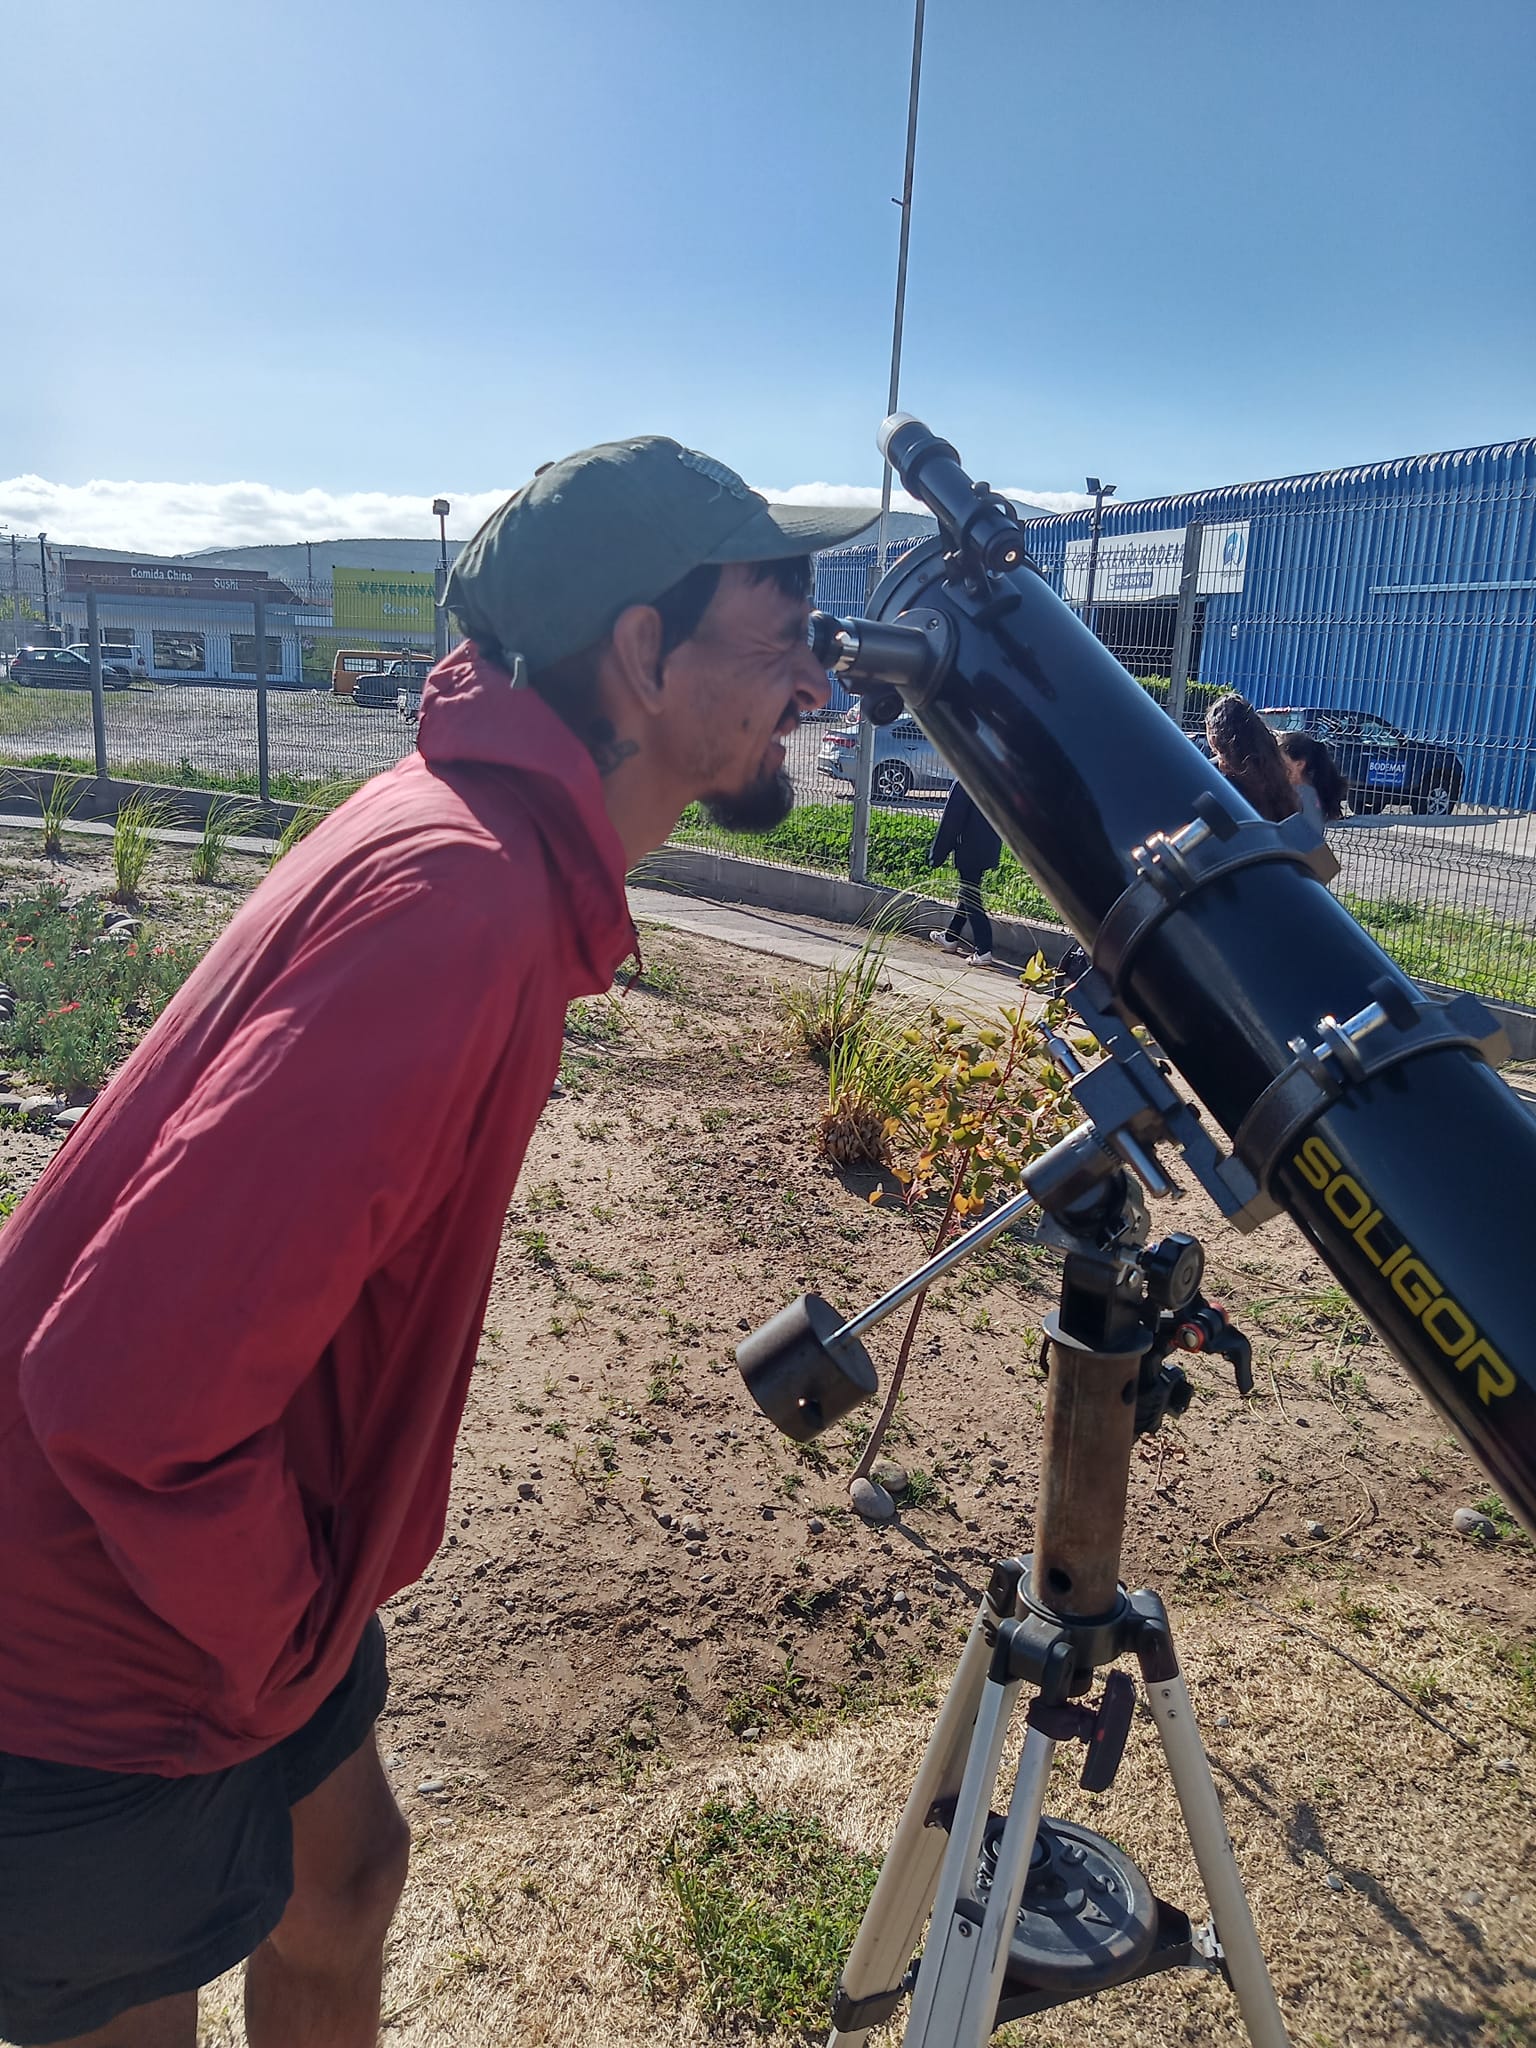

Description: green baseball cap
[444,435,879,674]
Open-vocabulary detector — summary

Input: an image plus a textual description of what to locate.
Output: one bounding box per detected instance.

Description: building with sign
[60,557,308,685]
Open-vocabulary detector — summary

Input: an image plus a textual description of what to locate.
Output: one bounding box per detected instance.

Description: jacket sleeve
[18,864,522,1711]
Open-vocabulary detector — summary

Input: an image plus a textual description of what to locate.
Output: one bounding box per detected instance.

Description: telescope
[773,413,1535,1532]
[733,418,1536,2048]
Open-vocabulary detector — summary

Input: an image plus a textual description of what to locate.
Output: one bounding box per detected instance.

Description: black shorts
[0,1616,388,2047]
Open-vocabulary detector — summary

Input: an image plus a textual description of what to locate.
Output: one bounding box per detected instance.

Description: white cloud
[0,472,1093,555]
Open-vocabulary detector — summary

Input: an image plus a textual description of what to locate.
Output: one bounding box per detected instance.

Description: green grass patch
[626,1797,879,2033]
[672,801,1059,923]
[1344,894,1536,1007]
[1,885,202,1094]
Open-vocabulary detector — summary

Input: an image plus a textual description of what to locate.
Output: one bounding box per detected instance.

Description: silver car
[816,711,952,802]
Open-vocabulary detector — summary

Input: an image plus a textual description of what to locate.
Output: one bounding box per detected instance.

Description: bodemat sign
[63,559,300,604]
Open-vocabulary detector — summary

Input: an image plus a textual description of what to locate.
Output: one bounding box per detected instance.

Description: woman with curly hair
[1204,693,1297,822]
[1278,729,1347,827]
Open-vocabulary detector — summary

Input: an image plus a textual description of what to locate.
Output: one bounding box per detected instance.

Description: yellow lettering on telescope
[1287,1142,1512,1408]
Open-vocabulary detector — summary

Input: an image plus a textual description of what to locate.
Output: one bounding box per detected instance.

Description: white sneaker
[929,930,962,952]
[969,951,994,967]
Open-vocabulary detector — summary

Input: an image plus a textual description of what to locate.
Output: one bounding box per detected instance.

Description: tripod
[738,1138,1292,2047]
[823,1222,1288,2048]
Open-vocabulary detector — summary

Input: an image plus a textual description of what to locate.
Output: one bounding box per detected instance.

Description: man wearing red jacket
[0,437,873,2047]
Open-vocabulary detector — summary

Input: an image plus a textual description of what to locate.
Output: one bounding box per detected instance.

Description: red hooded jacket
[0,648,634,1775]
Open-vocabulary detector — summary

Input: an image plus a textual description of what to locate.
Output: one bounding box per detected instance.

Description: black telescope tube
[861,441,1536,1535]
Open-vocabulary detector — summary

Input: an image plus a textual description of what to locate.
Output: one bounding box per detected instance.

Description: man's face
[660,564,830,833]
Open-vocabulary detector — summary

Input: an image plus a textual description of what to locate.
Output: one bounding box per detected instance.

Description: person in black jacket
[927,781,1002,965]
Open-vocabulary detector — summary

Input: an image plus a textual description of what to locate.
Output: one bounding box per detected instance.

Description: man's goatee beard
[705,766,795,835]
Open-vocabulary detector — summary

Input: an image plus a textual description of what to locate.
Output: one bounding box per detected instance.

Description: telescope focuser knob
[735,1293,878,1442]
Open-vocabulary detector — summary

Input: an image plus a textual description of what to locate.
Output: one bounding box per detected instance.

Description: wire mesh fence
[1,468,1533,1008]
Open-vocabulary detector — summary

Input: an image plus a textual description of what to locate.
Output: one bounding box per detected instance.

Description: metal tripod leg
[1138,1597,1290,2048]
[827,1603,998,2048]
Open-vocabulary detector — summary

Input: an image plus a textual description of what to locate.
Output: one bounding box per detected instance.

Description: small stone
[681,1517,706,1540]
[1491,1758,1518,1776]
[1461,1888,1484,1908]
[964,1518,981,1533]
[1324,1872,1346,1892]
[1215,1714,1232,1728]
[807,1517,826,1535]
[850,1477,896,1524]
[1294,1415,1310,1428]
[685,1542,704,1557]
[517,1482,537,1500]
[19,1094,59,1123]
[52,1106,89,1129]
[739,1725,763,1743]
[1306,1521,1327,1541]
[416,1777,446,1796]
[0,1093,25,1113]
[892,1589,911,1610]
[1453,1507,1499,1541]
[656,1512,673,1529]
[871,1459,909,1495]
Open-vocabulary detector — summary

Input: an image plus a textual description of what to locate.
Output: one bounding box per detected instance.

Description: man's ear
[607,603,668,721]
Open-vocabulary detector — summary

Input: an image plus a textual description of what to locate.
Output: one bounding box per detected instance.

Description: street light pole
[852,0,926,887]
[432,498,451,662]
[1082,476,1116,638]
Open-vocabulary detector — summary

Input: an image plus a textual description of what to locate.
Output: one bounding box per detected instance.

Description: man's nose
[793,645,832,714]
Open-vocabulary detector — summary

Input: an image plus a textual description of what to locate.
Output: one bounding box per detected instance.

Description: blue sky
[3,0,1532,548]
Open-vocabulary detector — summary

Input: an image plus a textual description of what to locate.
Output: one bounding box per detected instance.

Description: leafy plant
[0,886,200,1093]
[111,793,169,904]
[852,967,1077,1480]
[190,797,261,884]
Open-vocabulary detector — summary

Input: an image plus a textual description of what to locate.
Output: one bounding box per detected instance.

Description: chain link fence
[2,486,1533,1008]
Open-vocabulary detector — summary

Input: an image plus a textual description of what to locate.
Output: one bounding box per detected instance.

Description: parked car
[331,649,432,710]
[1260,706,1465,816]
[7,646,131,690]
[817,709,953,802]
[392,659,437,722]
[66,641,146,681]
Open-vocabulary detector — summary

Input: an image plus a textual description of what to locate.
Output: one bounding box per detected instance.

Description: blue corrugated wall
[818,441,1536,809]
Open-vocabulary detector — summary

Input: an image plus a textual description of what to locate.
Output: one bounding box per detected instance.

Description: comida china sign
[64,558,299,604]
[331,567,437,636]
[1062,521,1250,605]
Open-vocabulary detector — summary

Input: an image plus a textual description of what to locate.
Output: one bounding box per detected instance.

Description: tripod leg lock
[829,1979,910,2033]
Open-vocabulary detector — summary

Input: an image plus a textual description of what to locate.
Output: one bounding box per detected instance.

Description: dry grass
[199,1580,1535,2047]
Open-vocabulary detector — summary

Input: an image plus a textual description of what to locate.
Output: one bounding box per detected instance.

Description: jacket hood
[416,642,635,989]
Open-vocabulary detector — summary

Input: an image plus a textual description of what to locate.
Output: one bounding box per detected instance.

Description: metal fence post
[85,589,108,782]
[434,564,449,663]
[848,551,883,885]
[1165,521,1204,730]
[254,595,271,805]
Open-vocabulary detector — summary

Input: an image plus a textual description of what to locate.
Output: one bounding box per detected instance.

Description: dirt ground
[3,824,1534,2048]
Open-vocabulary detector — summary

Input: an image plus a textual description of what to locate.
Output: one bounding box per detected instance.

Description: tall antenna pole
[852,0,927,887]
[876,0,926,585]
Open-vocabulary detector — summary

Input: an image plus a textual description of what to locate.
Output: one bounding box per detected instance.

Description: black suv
[1260,706,1465,816]
[7,646,132,691]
